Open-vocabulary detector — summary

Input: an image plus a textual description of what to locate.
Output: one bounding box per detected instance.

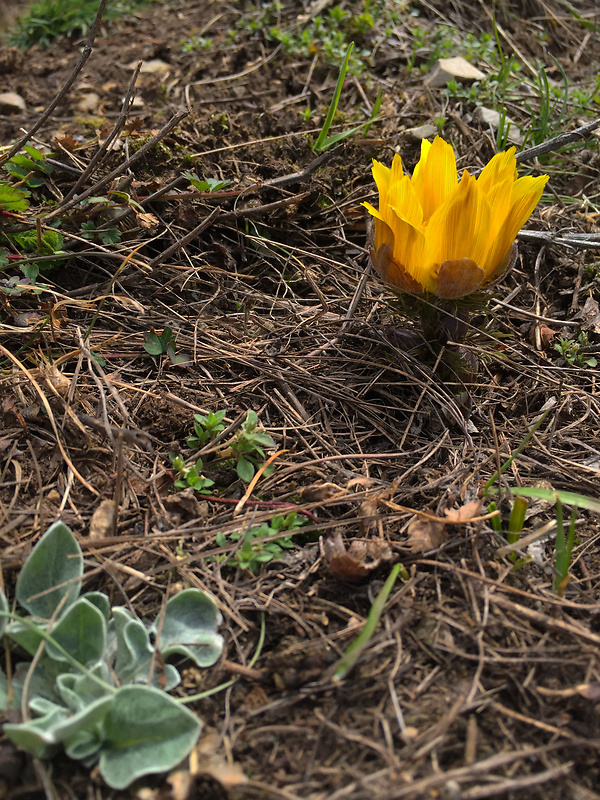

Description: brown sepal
[435,258,486,299]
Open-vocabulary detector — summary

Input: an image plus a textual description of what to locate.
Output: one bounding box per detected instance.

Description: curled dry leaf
[575,296,600,334]
[135,210,159,232]
[406,518,447,554]
[443,499,483,523]
[407,499,484,553]
[358,480,401,534]
[323,530,392,580]
[300,482,345,503]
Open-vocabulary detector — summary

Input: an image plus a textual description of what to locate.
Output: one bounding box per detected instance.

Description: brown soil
[1,1,600,798]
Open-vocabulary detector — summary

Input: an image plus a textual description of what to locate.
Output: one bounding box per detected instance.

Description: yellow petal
[388,175,424,229]
[411,137,458,223]
[362,202,395,251]
[371,244,424,293]
[479,176,514,274]
[477,147,517,196]
[390,153,404,184]
[423,172,491,282]
[372,159,391,209]
[485,174,548,270]
[387,213,425,281]
[410,139,432,188]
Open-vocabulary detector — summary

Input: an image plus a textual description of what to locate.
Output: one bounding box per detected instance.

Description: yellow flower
[363,137,548,299]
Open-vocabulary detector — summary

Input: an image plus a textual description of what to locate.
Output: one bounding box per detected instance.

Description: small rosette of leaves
[232,410,276,482]
[0,521,224,789]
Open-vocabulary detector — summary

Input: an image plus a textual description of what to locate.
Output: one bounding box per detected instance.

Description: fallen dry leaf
[323,531,392,579]
[406,517,447,553]
[300,482,345,503]
[443,498,483,523]
[575,296,600,334]
[357,480,401,533]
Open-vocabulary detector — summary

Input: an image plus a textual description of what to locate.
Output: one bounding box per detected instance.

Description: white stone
[401,123,438,141]
[426,56,486,88]
[0,91,25,113]
[127,59,171,74]
[473,105,524,145]
[75,92,100,113]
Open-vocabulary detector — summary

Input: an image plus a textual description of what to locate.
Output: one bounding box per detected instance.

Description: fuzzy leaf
[16,521,83,618]
[46,598,106,667]
[56,662,114,712]
[81,591,110,620]
[111,607,179,690]
[99,685,201,789]
[156,588,224,668]
[4,705,66,759]
[5,617,46,657]
[0,588,8,637]
[51,695,113,761]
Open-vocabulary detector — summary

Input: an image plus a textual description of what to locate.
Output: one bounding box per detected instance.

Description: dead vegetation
[1,0,600,797]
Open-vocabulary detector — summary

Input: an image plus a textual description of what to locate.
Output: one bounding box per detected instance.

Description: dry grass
[1,0,600,797]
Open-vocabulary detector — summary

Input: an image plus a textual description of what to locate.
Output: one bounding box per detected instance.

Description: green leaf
[236,456,255,483]
[16,521,83,618]
[98,685,201,789]
[313,42,354,152]
[0,180,30,211]
[4,705,66,759]
[81,591,110,619]
[5,617,46,657]
[46,598,107,666]
[110,607,179,690]
[56,662,115,712]
[156,588,224,668]
[51,695,112,761]
[509,487,600,513]
[0,588,8,637]
[143,331,166,355]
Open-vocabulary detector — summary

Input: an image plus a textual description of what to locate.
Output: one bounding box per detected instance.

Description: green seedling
[484,407,598,591]
[214,512,307,572]
[181,35,212,53]
[509,486,600,594]
[170,453,215,494]
[0,521,223,788]
[230,409,276,482]
[143,327,190,365]
[3,228,66,281]
[186,410,227,448]
[312,43,381,152]
[555,332,598,368]
[313,43,357,152]
[333,564,402,680]
[3,145,54,189]
[80,220,122,245]
[183,172,231,193]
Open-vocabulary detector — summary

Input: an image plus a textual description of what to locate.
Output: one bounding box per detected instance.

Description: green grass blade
[507,496,528,544]
[313,42,354,153]
[509,486,600,513]
[483,406,553,495]
[333,564,401,681]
